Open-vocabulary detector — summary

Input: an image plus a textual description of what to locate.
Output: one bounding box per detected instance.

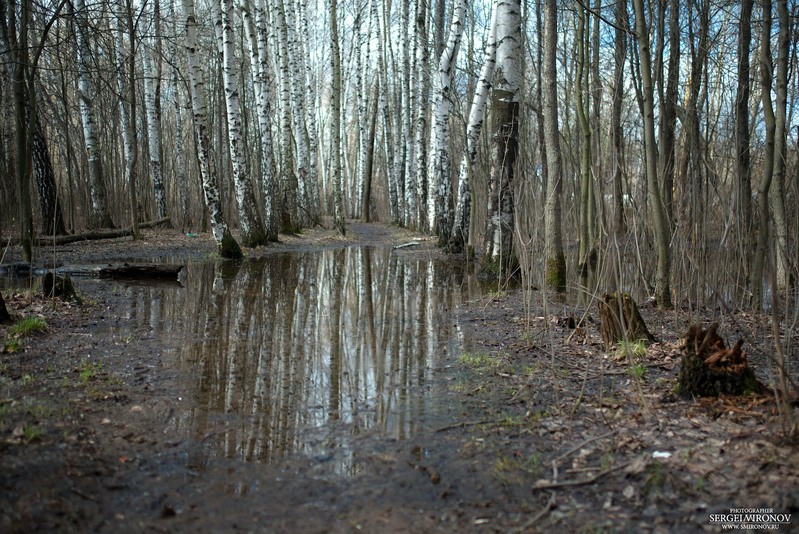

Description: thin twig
[534,461,630,490]
[435,420,493,433]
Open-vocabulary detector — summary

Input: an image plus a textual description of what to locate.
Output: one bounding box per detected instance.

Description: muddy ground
[1,223,798,533]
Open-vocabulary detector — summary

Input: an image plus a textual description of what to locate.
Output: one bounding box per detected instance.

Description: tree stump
[597,292,654,350]
[676,323,765,397]
[0,292,10,324]
[42,272,81,303]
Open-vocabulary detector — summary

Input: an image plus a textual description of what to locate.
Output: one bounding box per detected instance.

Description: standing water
[107,247,485,472]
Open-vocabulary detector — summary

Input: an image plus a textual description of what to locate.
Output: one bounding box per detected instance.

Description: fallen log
[32,217,171,246]
[676,323,765,397]
[597,292,654,350]
[96,263,184,280]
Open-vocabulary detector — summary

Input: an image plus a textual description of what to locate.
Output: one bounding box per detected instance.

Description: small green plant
[458,352,504,369]
[2,339,21,353]
[628,363,647,380]
[78,360,103,383]
[8,317,48,338]
[615,339,647,361]
[21,374,33,385]
[22,425,42,442]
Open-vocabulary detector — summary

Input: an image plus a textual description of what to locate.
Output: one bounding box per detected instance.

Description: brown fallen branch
[33,217,171,246]
[677,323,766,397]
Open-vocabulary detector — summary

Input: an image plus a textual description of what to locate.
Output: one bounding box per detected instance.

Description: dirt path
[1,226,797,533]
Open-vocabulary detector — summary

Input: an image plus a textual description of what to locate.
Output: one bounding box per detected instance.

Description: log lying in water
[96,263,184,280]
[676,323,765,397]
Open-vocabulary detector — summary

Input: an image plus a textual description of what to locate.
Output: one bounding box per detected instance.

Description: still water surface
[111,247,485,468]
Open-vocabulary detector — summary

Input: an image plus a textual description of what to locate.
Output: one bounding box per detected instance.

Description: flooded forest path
[1,224,797,532]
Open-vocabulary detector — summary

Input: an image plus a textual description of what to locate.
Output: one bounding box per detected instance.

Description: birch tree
[181,0,242,258]
[142,39,167,219]
[449,0,498,253]
[330,0,345,235]
[239,0,278,240]
[74,0,114,228]
[429,0,466,244]
[486,0,521,273]
[214,0,269,246]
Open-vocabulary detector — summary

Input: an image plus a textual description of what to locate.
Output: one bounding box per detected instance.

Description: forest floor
[0,222,797,533]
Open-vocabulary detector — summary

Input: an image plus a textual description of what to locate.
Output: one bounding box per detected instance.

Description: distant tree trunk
[633,0,672,308]
[486,0,520,273]
[575,1,595,283]
[658,0,678,227]
[735,0,753,253]
[112,2,138,238]
[449,0,498,253]
[361,80,379,223]
[771,0,790,289]
[542,0,565,291]
[180,0,242,259]
[330,0,345,235]
[213,0,268,247]
[142,39,168,219]
[74,0,114,229]
[751,0,776,310]
[429,0,466,243]
[124,0,141,239]
[610,0,627,235]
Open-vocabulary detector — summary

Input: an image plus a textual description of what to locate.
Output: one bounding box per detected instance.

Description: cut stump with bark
[597,292,654,350]
[43,273,81,303]
[677,323,765,397]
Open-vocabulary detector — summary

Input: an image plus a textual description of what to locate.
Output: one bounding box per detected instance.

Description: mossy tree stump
[677,323,765,397]
[597,292,654,350]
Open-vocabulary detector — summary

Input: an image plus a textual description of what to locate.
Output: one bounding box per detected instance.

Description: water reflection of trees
[147,248,479,466]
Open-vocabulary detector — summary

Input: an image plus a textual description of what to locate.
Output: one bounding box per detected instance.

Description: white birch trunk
[296,0,320,219]
[330,0,345,234]
[428,0,466,242]
[180,0,242,258]
[403,0,417,227]
[272,0,300,232]
[413,0,430,230]
[169,0,189,228]
[282,0,310,222]
[487,0,521,268]
[449,0,499,252]
[240,0,278,239]
[111,8,134,219]
[142,42,167,219]
[214,0,268,246]
[75,0,114,228]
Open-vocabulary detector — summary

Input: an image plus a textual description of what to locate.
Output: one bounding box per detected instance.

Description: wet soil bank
[1,224,798,533]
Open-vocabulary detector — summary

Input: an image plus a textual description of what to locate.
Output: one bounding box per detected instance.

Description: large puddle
[100,247,485,469]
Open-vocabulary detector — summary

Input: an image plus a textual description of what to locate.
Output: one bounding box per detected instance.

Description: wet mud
[1,223,797,532]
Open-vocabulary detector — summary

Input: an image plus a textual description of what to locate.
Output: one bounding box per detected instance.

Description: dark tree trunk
[0,291,10,323]
[30,106,66,236]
